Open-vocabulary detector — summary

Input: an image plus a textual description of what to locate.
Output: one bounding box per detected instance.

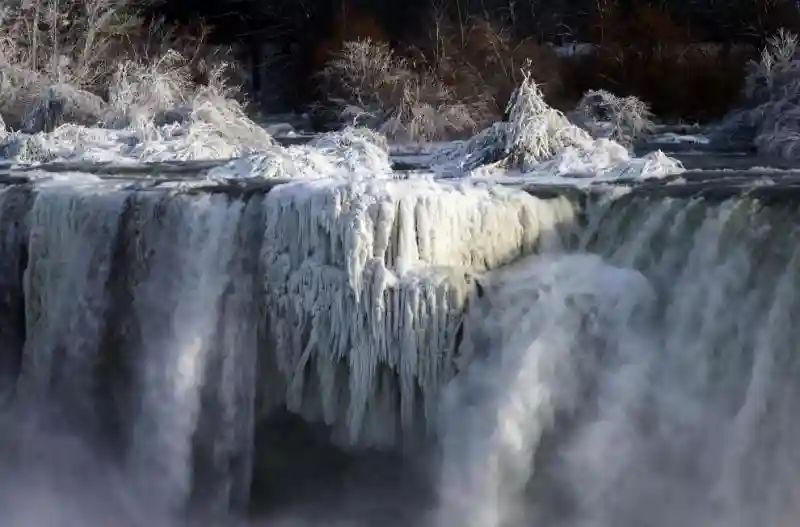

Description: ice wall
[263,178,576,447]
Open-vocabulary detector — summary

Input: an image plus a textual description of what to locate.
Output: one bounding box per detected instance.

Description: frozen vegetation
[713,30,800,159]
[0,45,683,184]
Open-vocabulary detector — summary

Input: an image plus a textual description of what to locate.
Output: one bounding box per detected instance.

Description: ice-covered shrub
[503,72,594,171]
[0,1,240,139]
[0,65,45,130]
[105,51,194,136]
[308,126,391,173]
[0,0,141,89]
[431,73,596,174]
[570,90,654,147]
[712,30,800,159]
[433,70,682,181]
[319,39,492,142]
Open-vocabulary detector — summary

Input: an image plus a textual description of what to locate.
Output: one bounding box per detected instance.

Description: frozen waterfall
[1,169,800,527]
[0,174,577,524]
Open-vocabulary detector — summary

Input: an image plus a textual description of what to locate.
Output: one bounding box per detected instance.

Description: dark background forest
[3,0,800,126]
[147,0,800,120]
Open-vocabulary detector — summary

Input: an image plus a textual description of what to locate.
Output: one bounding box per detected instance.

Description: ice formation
[431,74,682,182]
[262,178,577,447]
[205,127,393,182]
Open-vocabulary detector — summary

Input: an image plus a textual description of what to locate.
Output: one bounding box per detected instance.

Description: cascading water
[1,170,800,527]
[436,192,800,527]
[436,253,655,527]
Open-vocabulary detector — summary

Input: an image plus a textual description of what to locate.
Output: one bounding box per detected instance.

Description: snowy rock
[21,84,107,134]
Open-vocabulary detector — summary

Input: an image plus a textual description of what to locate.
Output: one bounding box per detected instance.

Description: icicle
[262,177,578,447]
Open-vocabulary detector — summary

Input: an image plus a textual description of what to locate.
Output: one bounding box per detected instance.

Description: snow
[429,75,683,183]
[204,127,393,182]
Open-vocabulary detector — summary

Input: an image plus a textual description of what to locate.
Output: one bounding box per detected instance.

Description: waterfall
[0,175,576,524]
[2,170,800,526]
[436,192,800,527]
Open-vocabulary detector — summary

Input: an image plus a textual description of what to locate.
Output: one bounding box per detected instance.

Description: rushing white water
[19,183,127,419]
[436,193,800,527]
[437,253,655,527]
[126,193,248,515]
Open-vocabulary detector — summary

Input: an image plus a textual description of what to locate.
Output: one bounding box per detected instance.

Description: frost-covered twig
[319,39,492,142]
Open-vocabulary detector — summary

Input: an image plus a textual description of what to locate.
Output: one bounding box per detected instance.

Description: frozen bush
[570,90,654,147]
[106,51,194,136]
[713,30,800,159]
[432,70,682,181]
[0,65,45,130]
[503,71,594,171]
[309,126,391,174]
[319,39,492,142]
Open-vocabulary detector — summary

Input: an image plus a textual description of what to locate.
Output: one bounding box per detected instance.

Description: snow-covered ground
[0,73,685,187]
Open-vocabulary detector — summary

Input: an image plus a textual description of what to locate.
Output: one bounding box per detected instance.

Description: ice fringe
[432,73,681,182]
[262,178,577,447]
